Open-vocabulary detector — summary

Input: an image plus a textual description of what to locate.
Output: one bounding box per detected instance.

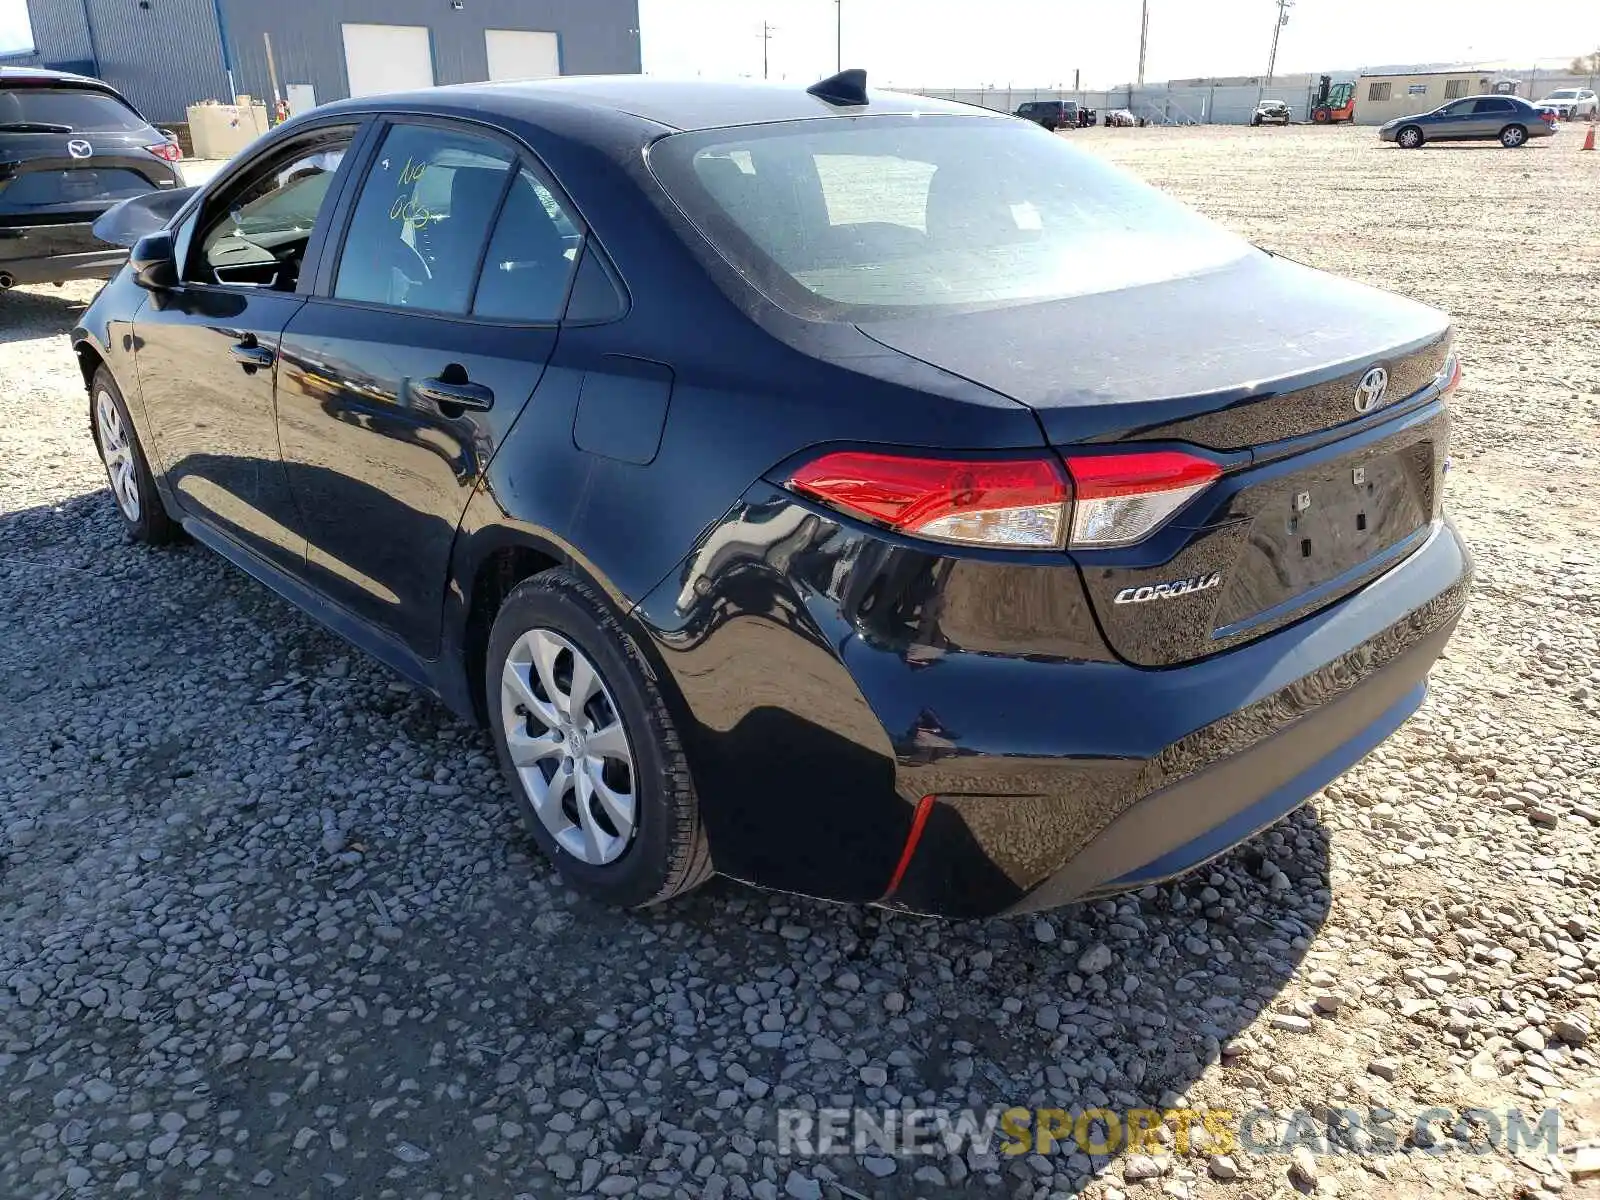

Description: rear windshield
[0,86,147,132]
[650,115,1250,320]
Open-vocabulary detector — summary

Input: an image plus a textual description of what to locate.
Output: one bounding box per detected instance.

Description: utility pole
[1136,0,1149,86]
[835,0,842,73]
[1266,0,1293,85]
[760,21,776,80]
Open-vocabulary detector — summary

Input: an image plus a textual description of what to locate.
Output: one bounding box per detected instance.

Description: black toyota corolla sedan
[74,72,1471,918]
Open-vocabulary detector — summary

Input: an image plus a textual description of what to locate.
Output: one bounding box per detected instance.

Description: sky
[0,0,1592,86]
[638,0,1593,88]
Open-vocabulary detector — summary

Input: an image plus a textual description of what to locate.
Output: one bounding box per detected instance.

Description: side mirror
[130,232,179,291]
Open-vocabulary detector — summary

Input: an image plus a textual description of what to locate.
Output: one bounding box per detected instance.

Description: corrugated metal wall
[10,0,640,121]
[1,0,92,72]
[218,0,640,119]
[86,0,229,123]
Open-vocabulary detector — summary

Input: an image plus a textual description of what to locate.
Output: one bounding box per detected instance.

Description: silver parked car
[1252,100,1292,126]
[1380,95,1557,148]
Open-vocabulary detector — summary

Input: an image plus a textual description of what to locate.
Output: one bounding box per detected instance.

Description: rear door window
[333,123,514,314]
[1472,98,1514,114]
[471,166,582,321]
[0,86,147,132]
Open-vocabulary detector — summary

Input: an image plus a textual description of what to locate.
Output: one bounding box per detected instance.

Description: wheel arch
[73,337,107,394]
[443,514,676,728]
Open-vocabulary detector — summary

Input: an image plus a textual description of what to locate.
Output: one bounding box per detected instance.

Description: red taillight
[1062,449,1221,548]
[786,447,1222,550]
[146,142,182,162]
[788,451,1070,548]
[1439,355,1462,394]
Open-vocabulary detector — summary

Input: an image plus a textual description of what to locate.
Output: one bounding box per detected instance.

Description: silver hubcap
[500,628,636,865]
[95,389,141,522]
[1505,128,1524,145]
[1401,130,1419,147]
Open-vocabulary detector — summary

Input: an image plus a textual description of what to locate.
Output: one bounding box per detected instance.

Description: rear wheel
[1396,125,1424,149]
[1499,124,1527,147]
[1252,116,1263,126]
[486,568,711,908]
[1313,109,1329,124]
[89,367,178,545]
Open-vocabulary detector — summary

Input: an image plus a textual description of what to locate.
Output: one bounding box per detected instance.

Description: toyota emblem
[67,139,93,159]
[1353,366,1389,414]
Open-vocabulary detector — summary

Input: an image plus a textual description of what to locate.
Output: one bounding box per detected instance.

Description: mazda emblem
[67,139,93,159]
[1353,366,1389,414]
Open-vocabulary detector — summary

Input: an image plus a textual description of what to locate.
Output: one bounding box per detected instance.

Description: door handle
[412,376,494,412]
[231,341,274,370]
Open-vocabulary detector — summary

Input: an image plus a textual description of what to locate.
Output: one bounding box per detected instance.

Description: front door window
[195,133,351,290]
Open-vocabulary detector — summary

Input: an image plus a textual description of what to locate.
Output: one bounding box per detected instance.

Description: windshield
[650,116,1251,320]
[0,86,147,132]
[1544,90,1578,99]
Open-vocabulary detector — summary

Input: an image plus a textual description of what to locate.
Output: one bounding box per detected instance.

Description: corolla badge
[67,139,93,159]
[1353,366,1389,413]
[1114,571,1223,604]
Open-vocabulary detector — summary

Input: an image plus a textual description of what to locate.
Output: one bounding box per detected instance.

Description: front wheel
[486,568,712,908]
[1500,124,1528,147]
[1396,125,1424,149]
[89,367,179,545]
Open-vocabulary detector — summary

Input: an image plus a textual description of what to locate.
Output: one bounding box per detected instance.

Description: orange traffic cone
[1584,121,1596,151]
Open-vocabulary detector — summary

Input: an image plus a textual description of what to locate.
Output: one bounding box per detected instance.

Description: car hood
[855,251,1449,446]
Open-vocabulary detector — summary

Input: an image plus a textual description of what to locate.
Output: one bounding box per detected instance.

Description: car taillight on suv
[146,141,182,162]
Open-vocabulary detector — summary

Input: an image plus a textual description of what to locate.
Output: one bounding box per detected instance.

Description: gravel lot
[2,124,1597,1200]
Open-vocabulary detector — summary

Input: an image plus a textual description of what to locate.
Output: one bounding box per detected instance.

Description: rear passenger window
[471,167,582,322]
[334,124,513,314]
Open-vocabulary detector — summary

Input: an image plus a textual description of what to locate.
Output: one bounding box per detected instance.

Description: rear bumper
[635,492,1471,918]
[0,222,125,285]
[887,519,1470,917]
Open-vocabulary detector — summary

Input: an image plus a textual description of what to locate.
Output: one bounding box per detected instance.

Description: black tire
[88,366,179,545]
[1499,124,1527,148]
[1252,116,1262,126]
[485,568,712,908]
[1396,125,1424,149]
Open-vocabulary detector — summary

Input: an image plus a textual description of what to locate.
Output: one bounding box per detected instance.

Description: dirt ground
[0,124,1596,1200]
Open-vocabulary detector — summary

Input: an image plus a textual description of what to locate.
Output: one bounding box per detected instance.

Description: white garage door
[342,24,435,98]
[485,30,561,82]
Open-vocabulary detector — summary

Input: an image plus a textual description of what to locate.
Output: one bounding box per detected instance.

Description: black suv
[0,67,183,288]
[1014,99,1078,131]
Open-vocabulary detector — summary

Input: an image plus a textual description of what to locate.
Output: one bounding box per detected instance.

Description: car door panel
[132,127,361,573]
[135,288,307,568]
[274,120,580,656]
[274,307,556,651]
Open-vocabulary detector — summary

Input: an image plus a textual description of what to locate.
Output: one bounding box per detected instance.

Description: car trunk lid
[859,254,1455,666]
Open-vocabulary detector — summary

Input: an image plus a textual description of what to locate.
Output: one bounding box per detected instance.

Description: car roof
[316,74,997,136]
[0,65,123,93]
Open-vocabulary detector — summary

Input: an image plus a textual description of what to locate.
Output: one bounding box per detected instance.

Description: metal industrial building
[0,0,641,121]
